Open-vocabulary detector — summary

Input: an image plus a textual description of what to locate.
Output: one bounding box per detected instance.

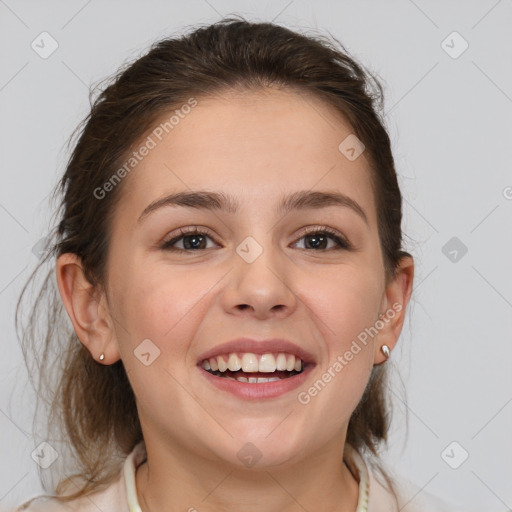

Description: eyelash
[160,226,352,252]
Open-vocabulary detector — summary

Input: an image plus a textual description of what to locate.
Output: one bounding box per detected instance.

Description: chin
[212,429,308,471]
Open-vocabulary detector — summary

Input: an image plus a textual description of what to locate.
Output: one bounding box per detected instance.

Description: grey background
[1,0,511,510]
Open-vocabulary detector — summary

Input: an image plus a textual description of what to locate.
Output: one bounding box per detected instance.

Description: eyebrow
[137,189,368,225]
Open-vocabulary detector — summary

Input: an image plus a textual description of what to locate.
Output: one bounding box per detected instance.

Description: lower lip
[198,364,315,400]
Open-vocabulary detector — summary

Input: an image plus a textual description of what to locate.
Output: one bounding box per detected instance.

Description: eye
[161,227,218,251]
[292,226,352,251]
[161,226,352,253]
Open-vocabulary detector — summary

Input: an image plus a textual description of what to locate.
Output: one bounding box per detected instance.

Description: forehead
[114,87,376,226]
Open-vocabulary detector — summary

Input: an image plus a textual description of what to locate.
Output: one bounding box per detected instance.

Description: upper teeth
[202,353,303,373]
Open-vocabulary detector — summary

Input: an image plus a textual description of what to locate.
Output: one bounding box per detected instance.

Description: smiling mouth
[200,352,306,383]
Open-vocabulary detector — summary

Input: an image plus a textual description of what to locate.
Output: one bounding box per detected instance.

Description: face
[102,88,398,468]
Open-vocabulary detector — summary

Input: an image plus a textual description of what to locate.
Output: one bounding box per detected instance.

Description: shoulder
[345,445,475,512]
[371,467,482,512]
[13,441,146,512]
[390,478,467,512]
[13,471,127,512]
[13,495,72,511]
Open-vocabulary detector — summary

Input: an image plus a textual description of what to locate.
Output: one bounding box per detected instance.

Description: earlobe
[374,256,414,365]
[56,253,121,365]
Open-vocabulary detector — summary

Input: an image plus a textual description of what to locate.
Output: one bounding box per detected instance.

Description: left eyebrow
[137,189,368,225]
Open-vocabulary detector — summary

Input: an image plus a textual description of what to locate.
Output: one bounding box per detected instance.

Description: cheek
[304,267,383,415]
[114,264,215,358]
[113,266,214,411]
[309,267,383,349]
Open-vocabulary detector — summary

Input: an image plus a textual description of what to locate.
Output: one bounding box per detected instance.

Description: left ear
[374,255,414,364]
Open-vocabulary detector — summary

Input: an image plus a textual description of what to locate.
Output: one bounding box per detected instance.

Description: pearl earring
[99,353,105,361]
[381,345,390,358]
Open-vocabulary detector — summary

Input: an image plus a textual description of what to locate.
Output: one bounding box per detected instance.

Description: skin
[57,87,414,512]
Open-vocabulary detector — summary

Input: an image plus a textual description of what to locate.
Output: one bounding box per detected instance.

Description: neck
[135,435,360,512]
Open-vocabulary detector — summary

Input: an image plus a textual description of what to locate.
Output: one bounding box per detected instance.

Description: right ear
[56,253,120,364]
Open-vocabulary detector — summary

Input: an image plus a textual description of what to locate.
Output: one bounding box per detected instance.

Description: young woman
[13,17,467,512]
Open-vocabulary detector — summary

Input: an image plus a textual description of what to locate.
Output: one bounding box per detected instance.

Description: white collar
[123,441,370,512]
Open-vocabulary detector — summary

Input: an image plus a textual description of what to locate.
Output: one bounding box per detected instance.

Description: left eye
[292,228,351,251]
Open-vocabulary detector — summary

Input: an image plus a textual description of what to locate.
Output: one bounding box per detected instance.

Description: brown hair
[16,16,411,504]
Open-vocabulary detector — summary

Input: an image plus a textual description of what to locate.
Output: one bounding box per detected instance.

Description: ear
[373,255,414,364]
[56,253,120,365]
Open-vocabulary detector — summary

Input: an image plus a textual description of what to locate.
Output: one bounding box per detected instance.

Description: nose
[221,241,298,320]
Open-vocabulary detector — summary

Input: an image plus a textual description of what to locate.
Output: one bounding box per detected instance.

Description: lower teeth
[229,376,281,383]
[208,370,301,383]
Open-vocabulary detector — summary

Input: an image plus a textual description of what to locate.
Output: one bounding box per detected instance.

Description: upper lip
[197,338,316,364]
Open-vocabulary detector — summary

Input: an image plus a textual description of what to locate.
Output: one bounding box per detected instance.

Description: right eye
[160,227,219,252]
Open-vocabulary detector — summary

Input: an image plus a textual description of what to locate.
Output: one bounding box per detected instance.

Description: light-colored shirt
[14,441,469,511]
